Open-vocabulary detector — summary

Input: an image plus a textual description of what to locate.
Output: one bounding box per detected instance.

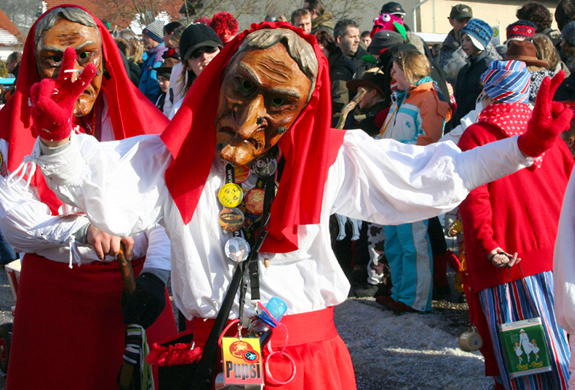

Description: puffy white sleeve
[35,132,172,238]
[554,175,575,335]
[0,139,90,259]
[142,223,171,271]
[330,130,532,225]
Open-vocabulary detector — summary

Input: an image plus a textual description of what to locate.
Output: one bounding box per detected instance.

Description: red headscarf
[161,22,346,254]
[0,5,169,214]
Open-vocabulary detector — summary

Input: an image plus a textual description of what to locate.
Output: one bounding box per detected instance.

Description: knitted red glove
[30,47,97,142]
[518,71,574,157]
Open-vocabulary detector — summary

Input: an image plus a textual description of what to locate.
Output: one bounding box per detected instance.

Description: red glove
[518,71,574,157]
[30,47,97,142]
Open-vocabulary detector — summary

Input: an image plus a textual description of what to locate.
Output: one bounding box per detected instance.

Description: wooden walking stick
[118,243,137,390]
[335,87,367,130]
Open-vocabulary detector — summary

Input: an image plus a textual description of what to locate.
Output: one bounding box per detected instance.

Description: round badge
[234,164,251,184]
[252,156,277,178]
[224,237,251,263]
[218,183,244,208]
[219,208,245,233]
[245,188,265,215]
[243,218,253,229]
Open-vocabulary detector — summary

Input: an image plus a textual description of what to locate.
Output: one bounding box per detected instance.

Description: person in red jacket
[458,60,573,389]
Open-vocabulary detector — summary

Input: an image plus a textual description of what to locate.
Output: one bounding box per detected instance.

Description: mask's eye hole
[49,55,62,63]
[240,79,253,92]
[271,97,285,107]
[79,51,90,60]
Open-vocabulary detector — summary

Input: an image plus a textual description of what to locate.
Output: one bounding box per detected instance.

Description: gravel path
[335,298,492,390]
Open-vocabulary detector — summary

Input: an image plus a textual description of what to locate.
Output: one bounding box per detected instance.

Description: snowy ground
[335,297,492,390]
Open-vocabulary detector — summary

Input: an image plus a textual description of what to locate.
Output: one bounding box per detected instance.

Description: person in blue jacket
[138,19,167,102]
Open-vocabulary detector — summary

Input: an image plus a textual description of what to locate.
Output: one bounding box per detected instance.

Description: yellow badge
[219,183,244,208]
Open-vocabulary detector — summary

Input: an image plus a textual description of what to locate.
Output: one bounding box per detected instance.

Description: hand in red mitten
[518,70,574,157]
[30,47,97,142]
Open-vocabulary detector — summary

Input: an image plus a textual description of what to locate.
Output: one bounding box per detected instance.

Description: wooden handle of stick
[118,243,136,390]
[118,244,136,297]
[335,87,367,130]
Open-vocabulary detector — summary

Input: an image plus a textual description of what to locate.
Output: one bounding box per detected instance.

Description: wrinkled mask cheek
[73,70,102,117]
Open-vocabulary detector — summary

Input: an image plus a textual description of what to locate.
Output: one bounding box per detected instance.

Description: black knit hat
[367,30,405,55]
[380,2,405,16]
[179,23,222,61]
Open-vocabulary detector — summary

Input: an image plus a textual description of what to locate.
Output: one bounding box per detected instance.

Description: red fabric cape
[0,5,169,214]
[161,22,346,254]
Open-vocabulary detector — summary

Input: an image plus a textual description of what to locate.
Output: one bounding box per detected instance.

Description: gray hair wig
[234,28,319,101]
[35,7,99,45]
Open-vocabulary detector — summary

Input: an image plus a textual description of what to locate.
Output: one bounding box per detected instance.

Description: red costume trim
[164,307,356,389]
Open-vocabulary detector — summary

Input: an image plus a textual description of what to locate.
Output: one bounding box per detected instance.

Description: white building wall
[355,0,559,42]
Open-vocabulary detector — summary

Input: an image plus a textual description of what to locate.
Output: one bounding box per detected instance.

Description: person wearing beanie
[459,60,572,390]
[168,23,222,118]
[506,20,537,43]
[453,18,495,127]
[210,12,239,45]
[154,55,180,115]
[139,19,167,103]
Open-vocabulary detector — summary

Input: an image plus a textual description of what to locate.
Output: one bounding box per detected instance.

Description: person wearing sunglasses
[168,23,222,119]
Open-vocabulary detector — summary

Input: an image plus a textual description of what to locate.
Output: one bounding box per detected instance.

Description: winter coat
[540,27,562,47]
[439,30,459,71]
[312,12,335,35]
[351,100,387,137]
[350,45,372,78]
[138,43,167,103]
[453,50,493,127]
[328,47,355,119]
[128,60,141,86]
[554,71,575,101]
[378,79,451,145]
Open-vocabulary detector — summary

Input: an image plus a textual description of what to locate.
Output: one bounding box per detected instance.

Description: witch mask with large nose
[214,41,312,167]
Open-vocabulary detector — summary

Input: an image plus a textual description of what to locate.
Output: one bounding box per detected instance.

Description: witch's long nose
[230,94,266,145]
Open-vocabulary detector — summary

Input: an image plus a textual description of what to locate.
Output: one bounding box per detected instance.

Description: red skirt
[181,306,356,390]
[6,253,177,390]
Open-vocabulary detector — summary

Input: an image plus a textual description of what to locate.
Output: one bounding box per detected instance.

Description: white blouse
[34,130,531,319]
